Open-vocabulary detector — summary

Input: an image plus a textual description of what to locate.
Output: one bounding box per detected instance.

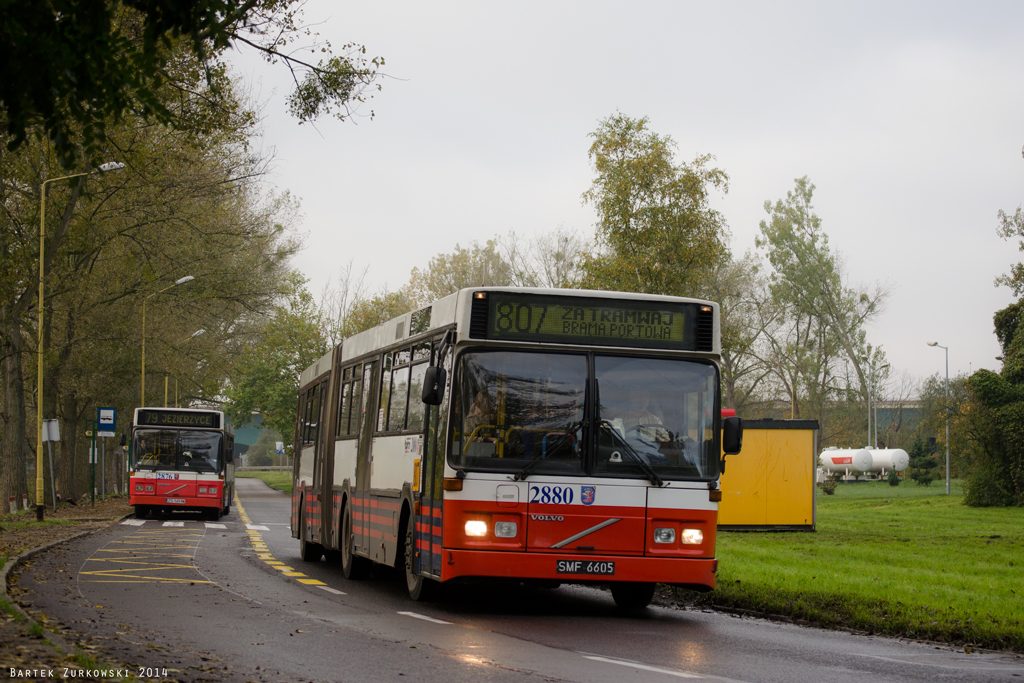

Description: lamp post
[927,342,951,494]
[35,162,124,521]
[141,276,195,406]
[174,329,205,407]
[873,363,890,448]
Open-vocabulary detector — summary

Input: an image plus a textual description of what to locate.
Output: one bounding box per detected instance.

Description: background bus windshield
[448,350,719,480]
[133,429,222,473]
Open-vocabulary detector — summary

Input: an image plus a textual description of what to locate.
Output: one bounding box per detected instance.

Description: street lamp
[141,275,195,406]
[873,363,890,448]
[927,342,951,494]
[172,329,205,407]
[35,161,125,521]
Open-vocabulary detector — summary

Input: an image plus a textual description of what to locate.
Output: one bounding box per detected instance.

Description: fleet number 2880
[529,485,574,504]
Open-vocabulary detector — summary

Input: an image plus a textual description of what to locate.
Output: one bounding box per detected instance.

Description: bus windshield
[133,429,222,473]
[448,350,719,481]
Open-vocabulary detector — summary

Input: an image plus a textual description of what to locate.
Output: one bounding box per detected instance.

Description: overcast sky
[228,0,1024,387]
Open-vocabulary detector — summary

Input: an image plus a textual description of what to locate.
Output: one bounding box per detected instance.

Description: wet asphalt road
[13,477,1024,683]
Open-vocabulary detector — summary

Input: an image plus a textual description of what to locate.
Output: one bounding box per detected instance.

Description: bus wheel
[299,505,323,562]
[133,505,148,519]
[340,504,369,579]
[610,582,655,610]
[404,518,437,601]
[205,507,221,522]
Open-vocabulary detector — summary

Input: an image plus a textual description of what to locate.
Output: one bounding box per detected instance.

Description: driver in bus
[617,388,670,441]
[465,390,496,442]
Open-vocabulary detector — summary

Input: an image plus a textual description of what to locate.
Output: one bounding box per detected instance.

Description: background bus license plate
[556,560,614,575]
[165,498,186,504]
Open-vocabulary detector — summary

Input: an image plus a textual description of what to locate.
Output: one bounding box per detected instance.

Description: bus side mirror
[119,433,127,447]
[723,416,743,455]
[422,366,447,406]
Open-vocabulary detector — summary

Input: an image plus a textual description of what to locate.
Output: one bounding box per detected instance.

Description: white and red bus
[130,407,236,521]
[292,288,742,607]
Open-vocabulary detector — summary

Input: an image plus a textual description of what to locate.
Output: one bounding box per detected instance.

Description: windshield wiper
[513,420,585,481]
[599,420,665,487]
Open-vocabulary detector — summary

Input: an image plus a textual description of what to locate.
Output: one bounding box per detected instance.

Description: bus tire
[404,516,437,602]
[205,506,221,522]
[134,505,148,519]
[340,504,369,579]
[299,504,324,562]
[610,582,655,610]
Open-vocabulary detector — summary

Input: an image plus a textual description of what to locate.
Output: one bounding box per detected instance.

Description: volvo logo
[530,514,564,522]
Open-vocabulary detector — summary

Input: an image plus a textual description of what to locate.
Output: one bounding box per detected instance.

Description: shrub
[887,469,901,487]
[820,479,837,495]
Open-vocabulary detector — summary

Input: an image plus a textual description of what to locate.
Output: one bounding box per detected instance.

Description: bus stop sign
[98,407,116,434]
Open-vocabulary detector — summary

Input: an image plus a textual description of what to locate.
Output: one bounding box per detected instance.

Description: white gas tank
[819,448,873,474]
[867,448,910,472]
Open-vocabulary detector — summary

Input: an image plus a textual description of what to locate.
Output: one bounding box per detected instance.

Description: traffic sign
[98,407,116,432]
[98,431,115,438]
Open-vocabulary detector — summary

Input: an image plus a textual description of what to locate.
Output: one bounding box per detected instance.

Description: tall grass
[693,480,1024,651]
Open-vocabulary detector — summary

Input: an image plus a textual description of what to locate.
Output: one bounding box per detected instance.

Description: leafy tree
[496,227,588,289]
[0,1,383,167]
[406,240,515,306]
[965,298,1024,505]
[0,45,302,505]
[245,428,283,467]
[702,253,771,413]
[907,435,938,486]
[754,176,887,439]
[579,113,729,296]
[224,276,329,458]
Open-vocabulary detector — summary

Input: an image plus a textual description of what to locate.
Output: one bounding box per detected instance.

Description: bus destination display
[137,409,220,429]
[485,292,700,350]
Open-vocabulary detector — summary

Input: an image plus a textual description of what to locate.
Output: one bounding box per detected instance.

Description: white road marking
[162,521,184,527]
[397,611,451,625]
[259,522,289,525]
[205,523,227,529]
[583,655,702,678]
[318,586,346,595]
[246,524,270,530]
[121,519,146,526]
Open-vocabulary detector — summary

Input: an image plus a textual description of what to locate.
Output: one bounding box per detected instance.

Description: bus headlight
[681,528,703,545]
[465,520,488,537]
[654,527,676,544]
[494,521,517,538]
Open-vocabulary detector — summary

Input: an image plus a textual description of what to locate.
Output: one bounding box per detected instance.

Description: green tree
[224,276,329,457]
[406,240,515,307]
[907,435,938,486]
[0,1,383,167]
[579,113,729,296]
[245,428,283,467]
[966,298,1024,506]
[755,177,887,439]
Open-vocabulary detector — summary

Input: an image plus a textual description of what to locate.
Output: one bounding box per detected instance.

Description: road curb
[1,512,133,657]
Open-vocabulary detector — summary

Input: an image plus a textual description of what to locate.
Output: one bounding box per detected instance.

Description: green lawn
[236,470,292,494]
[695,480,1024,651]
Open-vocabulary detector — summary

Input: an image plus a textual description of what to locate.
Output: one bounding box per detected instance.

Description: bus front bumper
[439,549,717,589]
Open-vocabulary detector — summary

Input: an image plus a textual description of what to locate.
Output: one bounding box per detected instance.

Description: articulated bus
[292,287,743,608]
[129,407,236,521]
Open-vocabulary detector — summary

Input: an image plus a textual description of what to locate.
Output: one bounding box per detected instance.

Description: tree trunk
[1,303,29,508]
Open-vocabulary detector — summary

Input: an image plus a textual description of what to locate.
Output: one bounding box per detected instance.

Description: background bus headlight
[654,527,676,544]
[681,528,703,545]
[494,521,517,538]
[465,520,488,537]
